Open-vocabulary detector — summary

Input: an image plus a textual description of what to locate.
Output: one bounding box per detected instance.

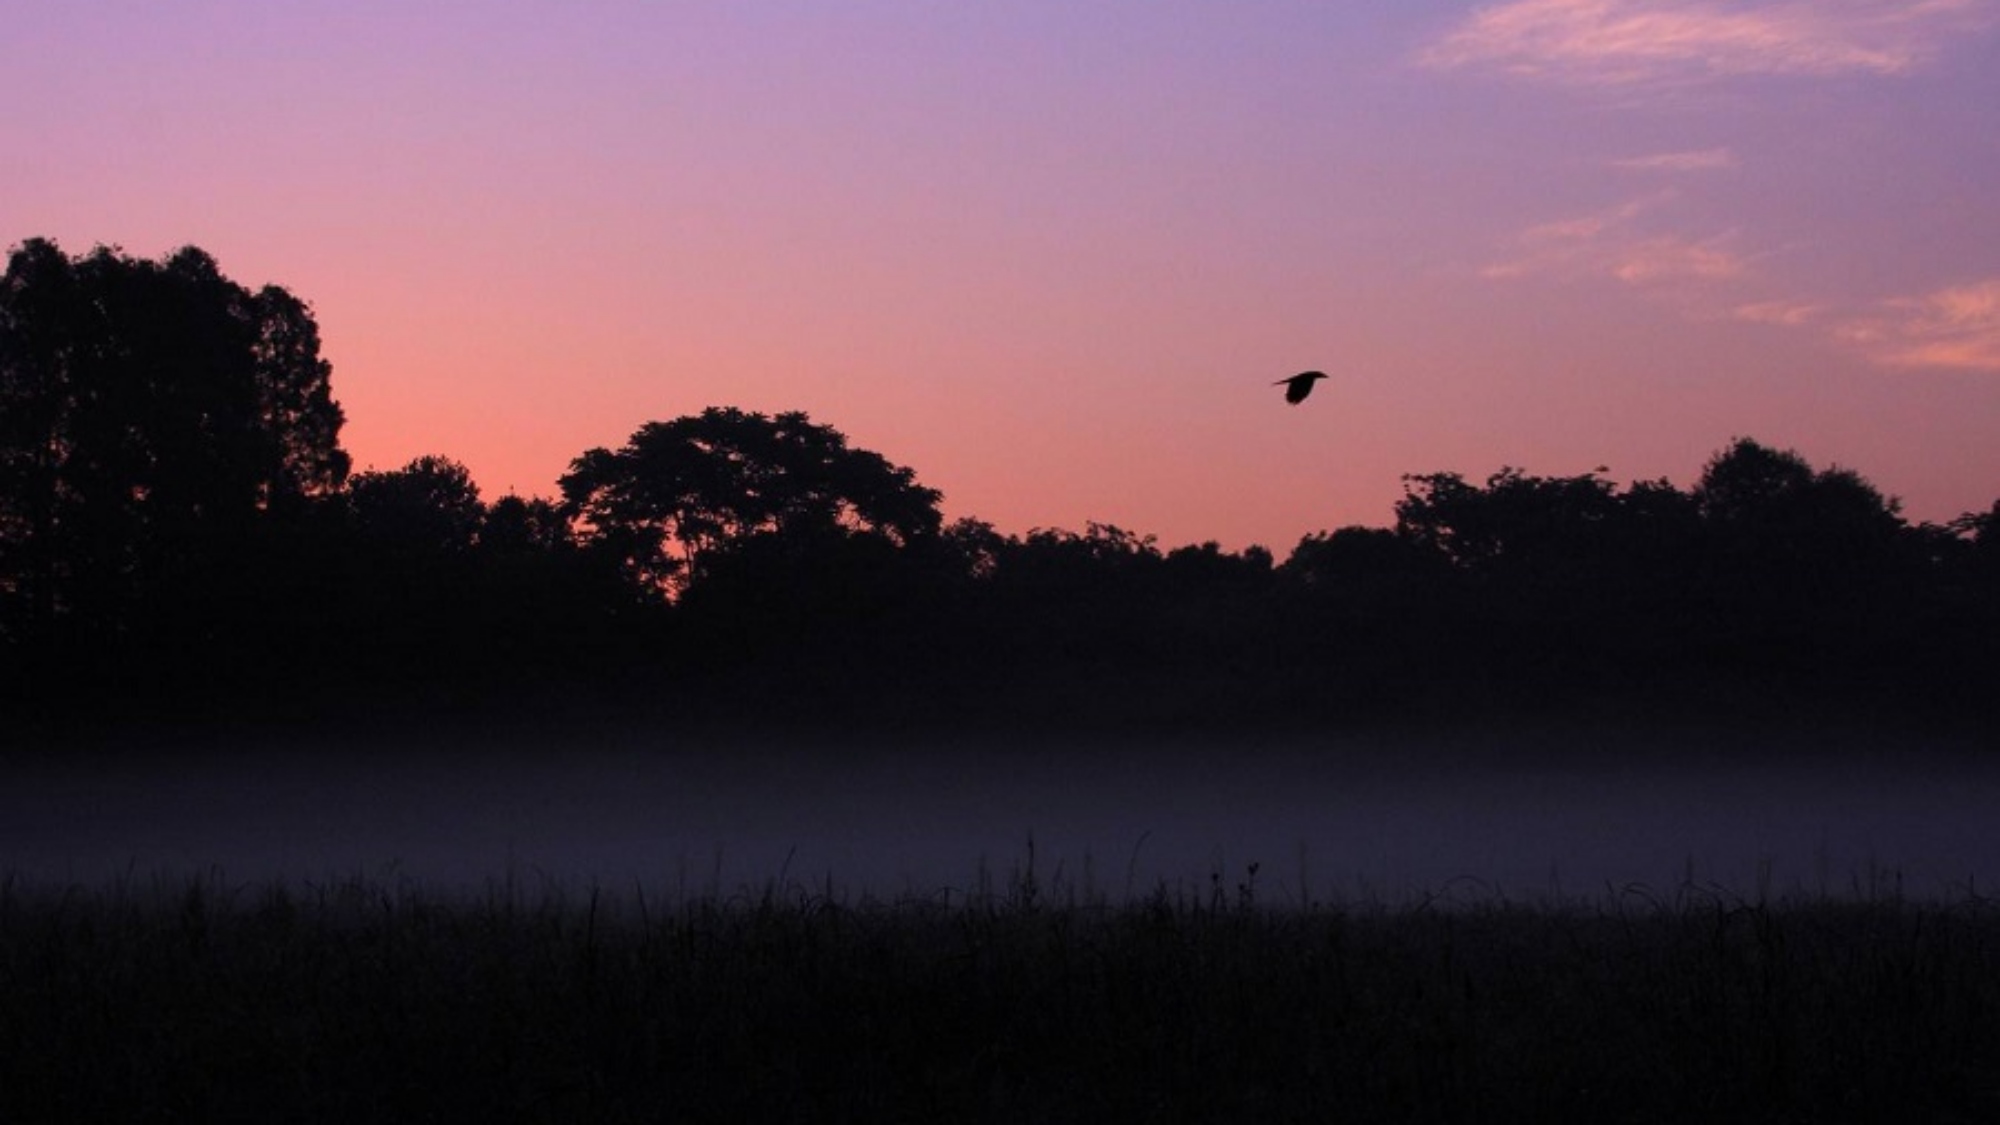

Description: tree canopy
[1692,436,1913,608]
[3,234,1996,730]
[558,407,943,596]
[348,455,485,558]
[0,239,347,646]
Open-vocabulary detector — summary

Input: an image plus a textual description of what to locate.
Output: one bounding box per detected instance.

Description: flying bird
[1275,370,1329,405]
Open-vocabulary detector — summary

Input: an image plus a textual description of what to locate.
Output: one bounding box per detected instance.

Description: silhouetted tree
[1690,437,1912,624]
[1942,500,2000,642]
[993,523,1162,596]
[457,493,641,685]
[1944,501,2000,589]
[559,407,943,598]
[1155,540,1281,658]
[936,517,1007,581]
[680,519,913,632]
[1694,439,1902,537]
[1958,501,2000,548]
[348,455,485,558]
[1283,526,1443,612]
[317,462,640,695]
[1376,463,1724,696]
[0,238,348,652]
[971,523,1170,663]
[1395,467,1627,575]
[1394,467,1677,623]
[1164,541,1274,585]
[481,495,572,555]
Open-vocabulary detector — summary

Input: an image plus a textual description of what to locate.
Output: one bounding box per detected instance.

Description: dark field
[2,865,1997,1124]
[6,709,1996,1123]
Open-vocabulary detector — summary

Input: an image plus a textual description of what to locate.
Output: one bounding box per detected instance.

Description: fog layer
[5,719,1992,905]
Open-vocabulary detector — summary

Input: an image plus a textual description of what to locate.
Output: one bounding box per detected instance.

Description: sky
[4,0,1997,552]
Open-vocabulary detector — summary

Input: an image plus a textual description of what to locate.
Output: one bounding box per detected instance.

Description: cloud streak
[1423,0,1993,86]
[1733,299,1820,326]
[1733,280,2000,371]
[1612,148,1737,171]
[1484,192,1750,288]
[1611,235,1747,282]
[1850,279,2000,371]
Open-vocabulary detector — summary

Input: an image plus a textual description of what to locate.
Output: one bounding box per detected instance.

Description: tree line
[4,240,1996,729]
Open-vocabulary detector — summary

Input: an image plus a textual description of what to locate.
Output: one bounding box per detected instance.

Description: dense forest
[4,239,1997,734]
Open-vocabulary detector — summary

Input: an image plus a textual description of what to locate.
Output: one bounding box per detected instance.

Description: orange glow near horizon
[5,3,1996,552]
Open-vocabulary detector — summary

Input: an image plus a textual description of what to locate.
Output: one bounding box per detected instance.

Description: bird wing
[1274,371,1325,403]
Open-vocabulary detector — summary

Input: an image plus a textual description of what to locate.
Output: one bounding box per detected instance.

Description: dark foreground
[3,871,1996,1125]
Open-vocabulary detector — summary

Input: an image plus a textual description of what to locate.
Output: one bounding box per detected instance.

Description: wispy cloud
[1519,194,1660,243]
[1422,0,1994,86]
[1844,279,2000,370]
[1494,203,2000,374]
[1612,147,1737,171]
[1736,280,2000,371]
[1611,234,1747,281]
[1733,299,1820,325]
[1484,192,1750,287]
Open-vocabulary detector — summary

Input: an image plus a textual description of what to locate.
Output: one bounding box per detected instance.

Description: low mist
[7,717,1993,906]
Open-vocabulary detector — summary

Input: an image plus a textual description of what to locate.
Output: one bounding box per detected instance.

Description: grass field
[3,862,1996,1124]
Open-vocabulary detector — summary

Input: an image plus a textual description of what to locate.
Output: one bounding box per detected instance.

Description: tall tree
[1690,437,1911,615]
[0,238,348,645]
[559,407,942,596]
[348,455,484,558]
[1394,466,1629,574]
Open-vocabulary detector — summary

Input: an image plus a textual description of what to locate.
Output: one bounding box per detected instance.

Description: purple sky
[6,1,1996,550]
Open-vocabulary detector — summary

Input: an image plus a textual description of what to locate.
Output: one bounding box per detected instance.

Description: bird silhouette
[1275,370,1329,405]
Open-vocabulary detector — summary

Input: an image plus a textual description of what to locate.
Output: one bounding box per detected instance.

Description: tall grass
[2,863,1996,1124]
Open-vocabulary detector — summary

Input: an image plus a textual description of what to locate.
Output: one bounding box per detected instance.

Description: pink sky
[6,1,1997,551]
